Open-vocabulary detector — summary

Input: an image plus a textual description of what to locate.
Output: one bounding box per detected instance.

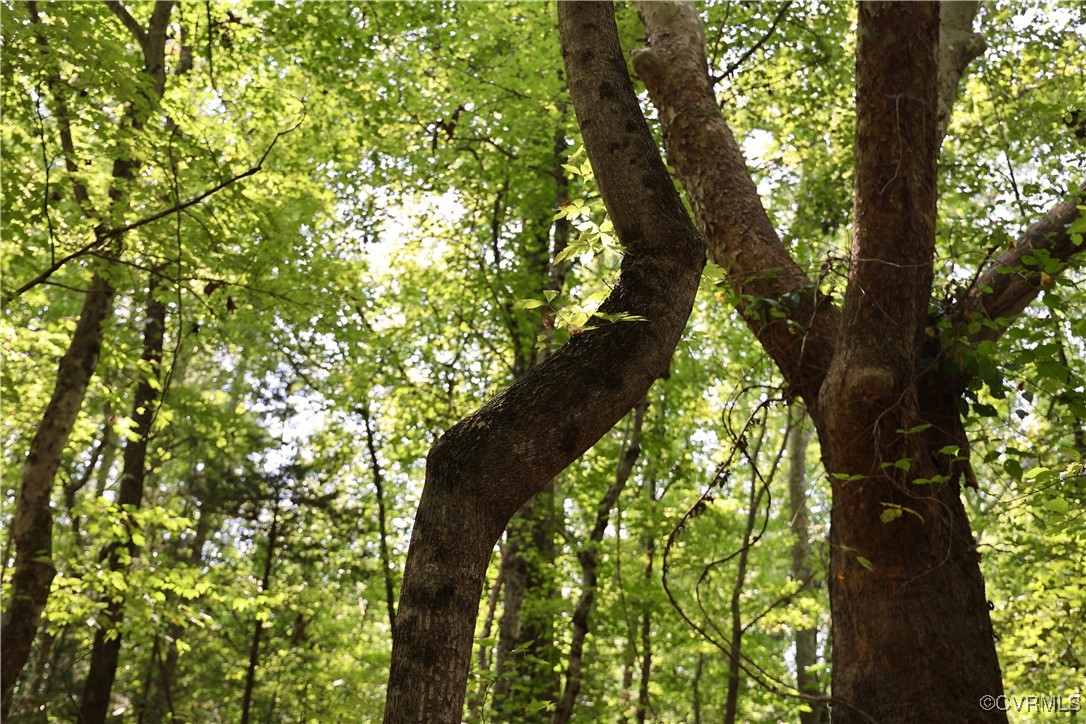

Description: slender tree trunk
[492,124,573,719]
[635,540,653,724]
[80,272,168,724]
[637,444,660,724]
[241,494,282,724]
[691,654,704,724]
[139,482,213,723]
[1,270,115,716]
[466,546,506,719]
[362,404,398,635]
[786,404,825,724]
[724,424,778,724]
[10,628,56,718]
[552,398,648,724]
[723,484,754,724]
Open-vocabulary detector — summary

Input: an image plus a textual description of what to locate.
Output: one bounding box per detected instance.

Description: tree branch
[4,121,302,304]
[936,1,986,147]
[957,186,1085,342]
[712,1,793,84]
[632,0,839,411]
[103,0,147,45]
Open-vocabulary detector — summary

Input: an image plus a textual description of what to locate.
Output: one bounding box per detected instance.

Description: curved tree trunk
[382,3,705,720]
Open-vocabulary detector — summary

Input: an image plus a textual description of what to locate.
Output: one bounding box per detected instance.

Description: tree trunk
[552,398,647,724]
[241,491,282,724]
[2,3,175,711]
[786,405,825,724]
[382,4,705,720]
[491,124,573,719]
[629,2,1034,720]
[362,404,398,636]
[815,6,1004,721]
[635,538,652,724]
[492,485,559,719]
[80,271,168,724]
[1,270,115,717]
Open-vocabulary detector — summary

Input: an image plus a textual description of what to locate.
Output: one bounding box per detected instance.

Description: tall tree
[80,270,168,723]
[786,405,825,724]
[629,1,1082,720]
[1,3,175,711]
[383,3,706,719]
[383,1,1084,721]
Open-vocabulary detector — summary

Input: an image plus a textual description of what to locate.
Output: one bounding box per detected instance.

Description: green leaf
[880,507,903,523]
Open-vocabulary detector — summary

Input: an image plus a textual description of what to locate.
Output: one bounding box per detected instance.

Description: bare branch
[712,2,793,84]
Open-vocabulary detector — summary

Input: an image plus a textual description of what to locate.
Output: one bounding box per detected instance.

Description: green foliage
[1,0,1082,720]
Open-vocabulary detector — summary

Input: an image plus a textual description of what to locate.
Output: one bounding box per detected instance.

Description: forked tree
[383,2,1082,722]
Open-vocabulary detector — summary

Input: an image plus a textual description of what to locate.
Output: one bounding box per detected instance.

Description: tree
[1,3,175,712]
[631,2,1082,719]
[382,3,706,719]
[3,1,1082,721]
[384,1,1084,721]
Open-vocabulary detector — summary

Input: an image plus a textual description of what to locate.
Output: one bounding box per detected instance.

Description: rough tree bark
[381,3,706,720]
[629,1,1083,721]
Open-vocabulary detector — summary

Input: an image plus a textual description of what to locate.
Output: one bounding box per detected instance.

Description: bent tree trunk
[382,3,705,721]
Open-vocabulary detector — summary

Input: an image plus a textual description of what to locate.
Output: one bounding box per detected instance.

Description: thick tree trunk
[816,7,1005,721]
[625,1,1067,721]
[382,4,705,720]
[80,273,168,724]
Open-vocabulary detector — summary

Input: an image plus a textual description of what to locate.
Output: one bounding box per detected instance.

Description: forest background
[1,1,1084,721]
